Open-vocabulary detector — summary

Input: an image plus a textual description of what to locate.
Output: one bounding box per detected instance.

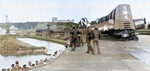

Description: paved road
[27,38,150,71]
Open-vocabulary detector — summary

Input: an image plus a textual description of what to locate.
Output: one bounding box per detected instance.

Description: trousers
[86,37,93,53]
[93,38,100,53]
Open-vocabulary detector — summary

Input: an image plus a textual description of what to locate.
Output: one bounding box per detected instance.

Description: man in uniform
[91,26,101,54]
[77,27,84,47]
[85,26,94,54]
[70,25,78,51]
[15,61,21,70]
[82,28,87,43]
[69,24,73,47]
[11,64,16,71]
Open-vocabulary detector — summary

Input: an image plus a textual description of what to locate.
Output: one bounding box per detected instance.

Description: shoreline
[0,36,68,71]
[0,36,46,56]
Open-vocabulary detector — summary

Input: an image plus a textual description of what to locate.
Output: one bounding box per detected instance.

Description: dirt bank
[0,35,46,56]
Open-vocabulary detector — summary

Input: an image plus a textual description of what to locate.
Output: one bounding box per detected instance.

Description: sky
[0,0,150,23]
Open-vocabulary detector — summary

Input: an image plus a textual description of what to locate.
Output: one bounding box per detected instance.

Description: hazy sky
[0,0,149,23]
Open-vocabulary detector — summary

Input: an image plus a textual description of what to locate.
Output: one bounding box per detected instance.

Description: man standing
[15,61,22,70]
[77,27,84,47]
[69,24,73,47]
[70,25,78,51]
[11,64,16,71]
[91,26,101,54]
[85,26,94,54]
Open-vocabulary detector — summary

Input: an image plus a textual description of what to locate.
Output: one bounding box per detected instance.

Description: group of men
[69,25,102,55]
[11,61,22,71]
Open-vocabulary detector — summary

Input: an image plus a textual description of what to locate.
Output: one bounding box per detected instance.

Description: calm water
[0,38,65,70]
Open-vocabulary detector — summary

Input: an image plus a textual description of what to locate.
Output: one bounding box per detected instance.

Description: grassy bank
[100,35,119,41]
[0,35,46,56]
[135,29,150,35]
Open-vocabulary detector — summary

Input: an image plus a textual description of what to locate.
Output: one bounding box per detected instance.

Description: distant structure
[6,15,9,24]
[9,25,18,35]
[52,17,74,22]
[0,27,6,35]
[35,22,57,30]
[52,17,58,22]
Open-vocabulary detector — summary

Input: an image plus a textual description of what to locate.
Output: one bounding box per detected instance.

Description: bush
[148,24,150,29]
[64,28,70,30]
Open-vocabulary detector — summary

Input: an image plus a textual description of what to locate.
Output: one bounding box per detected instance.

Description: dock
[27,40,150,71]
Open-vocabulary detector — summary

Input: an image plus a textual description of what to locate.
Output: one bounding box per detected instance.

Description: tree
[90,21,97,26]
[148,22,150,29]
[144,18,147,24]
[47,23,52,29]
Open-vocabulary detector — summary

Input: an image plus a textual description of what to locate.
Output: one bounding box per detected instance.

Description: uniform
[15,64,21,70]
[91,27,101,54]
[11,64,16,71]
[11,67,16,71]
[77,29,84,47]
[69,25,73,47]
[70,25,78,51]
[86,27,93,54]
[15,61,21,70]
[82,29,87,43]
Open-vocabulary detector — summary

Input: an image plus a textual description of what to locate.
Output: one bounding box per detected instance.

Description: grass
[100,35,119,41]
[135,29,150,32]
[135,29,150,35]
[0,35,46,56]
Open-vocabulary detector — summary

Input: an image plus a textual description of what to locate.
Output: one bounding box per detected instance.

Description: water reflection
[0,38,65,70]
[17,38,65,55]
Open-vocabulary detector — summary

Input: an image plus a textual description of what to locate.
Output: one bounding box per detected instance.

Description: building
[9,25,18,35]
[0,27,6,35]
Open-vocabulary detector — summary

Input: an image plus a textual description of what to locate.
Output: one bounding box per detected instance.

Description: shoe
[69,45,72,47]
[85,52,90,53]
[92,53,95,55]
[72,48,75,51]
[98,52,101,54]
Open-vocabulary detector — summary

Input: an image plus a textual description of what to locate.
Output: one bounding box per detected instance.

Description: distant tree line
[1,22,79,30]
[13,22,39,30]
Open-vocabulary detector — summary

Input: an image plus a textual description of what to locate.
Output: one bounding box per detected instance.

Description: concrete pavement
[27,40,150,71]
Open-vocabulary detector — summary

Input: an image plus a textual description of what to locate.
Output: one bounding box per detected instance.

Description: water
[0,38,66,70]
[16,38,65,54]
